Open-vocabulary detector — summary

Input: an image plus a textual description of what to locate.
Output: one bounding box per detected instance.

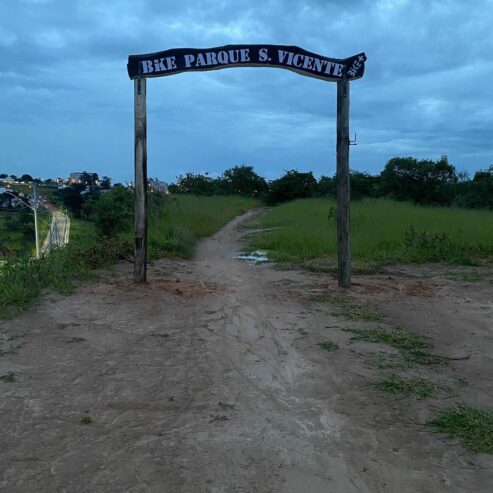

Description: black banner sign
[127,45,366,82]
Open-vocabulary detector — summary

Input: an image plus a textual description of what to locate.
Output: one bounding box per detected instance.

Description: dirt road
[1,210,492,492]
[41,209,70,255]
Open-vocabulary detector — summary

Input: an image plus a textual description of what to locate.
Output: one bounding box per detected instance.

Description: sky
[0,0,492,184]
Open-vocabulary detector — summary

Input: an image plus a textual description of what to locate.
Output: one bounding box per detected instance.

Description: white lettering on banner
[313,58,323,72]
[136,48,358,78]
[332,63,343,77]
[302,56,314,70]
[195,53,206,66]
[184,54,195,67]
[154,58,167,72]
[142,57,177,74]
[141,60,154,73]
[259,48,268,62]
[228,49,240,63]
[239,48,251,62]
[278,50,288,64]
[206,51,218,65]
[292,54,303,68]
[276,49,347,77]
[217,51,228,64]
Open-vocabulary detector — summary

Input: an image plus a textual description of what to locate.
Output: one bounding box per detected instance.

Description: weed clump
[349,327,445,368]
[349,327,429,351]
[80,415,92,425]
[317,341,339,352]
[428,406,493,454]
[0,372,16,383]
[311,294,382,322]
[376,375,437,400]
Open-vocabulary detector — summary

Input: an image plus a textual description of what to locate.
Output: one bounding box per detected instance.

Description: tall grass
[0,236,128,317]
[0,195,259,317]
[250,198,493,265]
[147,195,260,258]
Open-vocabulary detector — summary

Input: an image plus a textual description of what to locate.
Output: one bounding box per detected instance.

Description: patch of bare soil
[1,210,492,492]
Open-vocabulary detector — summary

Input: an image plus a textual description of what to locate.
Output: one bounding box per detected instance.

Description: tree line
[26,155,493,220]
[168,156,493,209]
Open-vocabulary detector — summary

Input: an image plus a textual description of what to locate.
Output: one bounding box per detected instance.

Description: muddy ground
[1,210,492,492]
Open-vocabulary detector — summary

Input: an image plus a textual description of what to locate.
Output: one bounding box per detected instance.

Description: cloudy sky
[1,0,492,183]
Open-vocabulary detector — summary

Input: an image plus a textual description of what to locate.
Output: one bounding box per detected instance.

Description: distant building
[148,178,169,194]
[69,172,98,185]
[69,172,84,183]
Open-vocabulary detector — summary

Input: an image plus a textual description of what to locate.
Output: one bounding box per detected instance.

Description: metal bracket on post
[349,133,357,146]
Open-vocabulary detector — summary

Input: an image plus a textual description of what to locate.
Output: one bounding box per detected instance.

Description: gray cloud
[0,0,492,182]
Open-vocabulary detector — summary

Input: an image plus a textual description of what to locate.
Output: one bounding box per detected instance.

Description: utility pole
[32,182,40,259]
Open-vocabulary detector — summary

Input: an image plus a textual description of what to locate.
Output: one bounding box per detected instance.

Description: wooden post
[336,77,351,288]
[134,76,147,282]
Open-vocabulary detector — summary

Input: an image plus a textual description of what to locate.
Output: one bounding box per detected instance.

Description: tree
[56,184,86,216]
[91,187,134,237]
[19,174,33,182]
[318,175,336,196]
[454,165,493,209]
[80,171,99,187]
[222,165,267,197]
[267,170,319,204]
[173,173,217,195]
[100,176,111,189]
[350,172,381,199]
[380,155,457,205]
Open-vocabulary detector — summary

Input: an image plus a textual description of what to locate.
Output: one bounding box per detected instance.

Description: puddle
[235,250,269,263]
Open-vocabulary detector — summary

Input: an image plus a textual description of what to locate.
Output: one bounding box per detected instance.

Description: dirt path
[1,210,492,492]
[40,209,70,255]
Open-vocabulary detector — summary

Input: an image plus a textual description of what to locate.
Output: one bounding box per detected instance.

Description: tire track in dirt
[1,210,492,492]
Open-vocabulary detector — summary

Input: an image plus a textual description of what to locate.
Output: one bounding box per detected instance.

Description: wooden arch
[127,44,366,286]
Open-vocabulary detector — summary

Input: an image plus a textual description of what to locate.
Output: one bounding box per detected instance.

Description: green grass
[0,207,51,261]
[375,374,437,400]
[348,327,430,351]
[1,195,260,318]
[0,372,16,383]
[349,327,445,368]
[219,402,238,411]
[80,415,92,424]
[428,406,493,453]
[312,294,382,321]
[146,195,260,258]
[373,351,443,369]
[446,270,482,282]
[317,340,339,352]
[249,198,493,265]
[66,337,86,343]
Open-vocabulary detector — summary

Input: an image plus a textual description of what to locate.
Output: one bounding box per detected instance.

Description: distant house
[69,172,98,185]
[148,179,169,194]
[69,172,84,183]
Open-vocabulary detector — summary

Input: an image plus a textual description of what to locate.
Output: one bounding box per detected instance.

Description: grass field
[249,198,493,267]
[146,195,261,258]
[1,195,260,317]
[0,209,51,260]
